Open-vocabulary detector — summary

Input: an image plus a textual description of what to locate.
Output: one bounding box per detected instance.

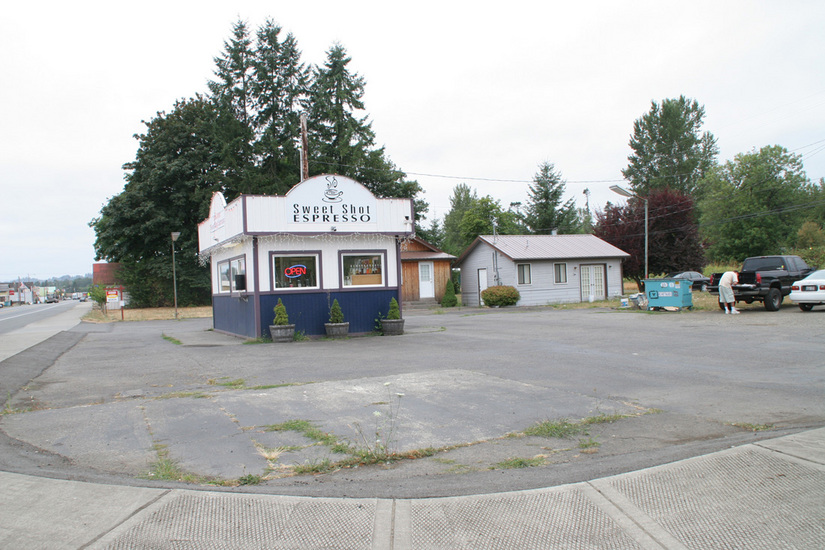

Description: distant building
[454,234,630,307]
[400,237,455,304]
[93,263,122,286]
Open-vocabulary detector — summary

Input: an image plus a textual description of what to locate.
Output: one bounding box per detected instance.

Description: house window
[343,253,384,286]
[517,263,532,285]
[218,256,246,292]
[273,254,319,289]
[554,263,568,284]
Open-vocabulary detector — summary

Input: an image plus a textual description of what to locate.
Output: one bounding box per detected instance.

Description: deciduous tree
[698,145,814,261]
[594,188,704,289]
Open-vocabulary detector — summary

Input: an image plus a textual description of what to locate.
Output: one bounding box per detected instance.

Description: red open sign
[284,265,307,278]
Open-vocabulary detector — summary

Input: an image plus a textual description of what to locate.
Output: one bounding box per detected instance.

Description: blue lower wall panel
[213,295,257,338]
[260,289,399,337]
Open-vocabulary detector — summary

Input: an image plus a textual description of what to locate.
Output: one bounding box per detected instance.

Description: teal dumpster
[643,278,693,310]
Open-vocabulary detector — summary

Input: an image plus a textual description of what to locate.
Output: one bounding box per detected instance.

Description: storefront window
[343,254,384,286]
[273,255,318,289]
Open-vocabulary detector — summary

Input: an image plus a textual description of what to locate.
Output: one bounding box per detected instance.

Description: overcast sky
[2,1,824,280]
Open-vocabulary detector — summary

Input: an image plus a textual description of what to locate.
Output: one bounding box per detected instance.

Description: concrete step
[403,298,439,310]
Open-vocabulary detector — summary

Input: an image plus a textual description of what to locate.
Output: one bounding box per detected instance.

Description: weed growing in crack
[351,382,404,462]
[493,456,547,469]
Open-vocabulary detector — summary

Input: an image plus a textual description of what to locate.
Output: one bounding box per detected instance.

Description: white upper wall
[199,175,414,254]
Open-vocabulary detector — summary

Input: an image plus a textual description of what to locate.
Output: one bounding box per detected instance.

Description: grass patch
[263,419,347,451]
[146,446,214,484]
[212,378,246,389]
[155,391,211,400]
[293,459,335,475]
[580,412,628,425]
[83,306,213,323]
[578,437,600,449]
[493,456,546,469]
[524,419,584,438]
[208,379,309,391]
[237,474,263,486]
[162,334,183,345]
[729,422,775,432]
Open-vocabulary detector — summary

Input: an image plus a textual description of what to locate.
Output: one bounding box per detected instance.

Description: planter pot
[269,324,295,343]
[324,322,349,338]
[381,318,405,336]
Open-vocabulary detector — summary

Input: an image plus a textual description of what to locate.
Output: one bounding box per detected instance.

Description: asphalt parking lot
[1,304,823,499]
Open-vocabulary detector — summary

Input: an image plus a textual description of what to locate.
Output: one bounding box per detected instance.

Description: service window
[517,263,532,285]
[218,257,246,292]
[218,261,231,292]
[343,253,384,286]
[273,254,319,289]
[554,263,568,284]
[230,257,246,291]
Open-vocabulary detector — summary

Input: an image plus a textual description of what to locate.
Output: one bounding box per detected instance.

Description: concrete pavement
[0,304,823,548]
[0,428,822,548]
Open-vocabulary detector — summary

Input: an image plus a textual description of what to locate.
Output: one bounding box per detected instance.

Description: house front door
[580,264,605,302]
[419,261,435,299]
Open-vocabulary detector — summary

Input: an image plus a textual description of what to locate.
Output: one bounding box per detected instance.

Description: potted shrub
[269,298,295,343]
[381,297,405,335]
[324,298,349,338]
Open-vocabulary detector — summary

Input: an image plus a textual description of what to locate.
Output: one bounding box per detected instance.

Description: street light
[610,185,648,280]
[171,232,181,319]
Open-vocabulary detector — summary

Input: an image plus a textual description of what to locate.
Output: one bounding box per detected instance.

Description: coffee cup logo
[322,176,343,203]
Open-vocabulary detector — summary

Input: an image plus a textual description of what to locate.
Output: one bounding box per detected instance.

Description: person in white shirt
[719,271,740,314]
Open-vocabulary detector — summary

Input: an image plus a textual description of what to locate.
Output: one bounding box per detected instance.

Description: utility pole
[300,113,309,181]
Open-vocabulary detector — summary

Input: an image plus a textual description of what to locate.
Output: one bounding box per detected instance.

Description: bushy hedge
[481,285,520,307]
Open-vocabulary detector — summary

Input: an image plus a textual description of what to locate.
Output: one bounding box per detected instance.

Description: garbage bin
[643,278,693,311]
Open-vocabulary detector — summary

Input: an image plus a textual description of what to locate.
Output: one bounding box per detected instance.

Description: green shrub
[481,285,520,307]
[329,299,345,323]
[441,279,458,307]
[387,297,401,319]
[273,298,289,325]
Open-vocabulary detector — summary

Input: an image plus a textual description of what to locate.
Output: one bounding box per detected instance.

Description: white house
[454,234,630,307]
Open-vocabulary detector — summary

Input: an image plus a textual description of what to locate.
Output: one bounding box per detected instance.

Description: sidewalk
[1,428,822,549]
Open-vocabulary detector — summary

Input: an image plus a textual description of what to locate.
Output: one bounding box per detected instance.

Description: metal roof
[458,234,629,264]
[400,250,455,261]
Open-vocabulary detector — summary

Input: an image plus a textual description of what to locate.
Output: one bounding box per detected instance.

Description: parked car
[667,271,710,291]
[789,269,825,311]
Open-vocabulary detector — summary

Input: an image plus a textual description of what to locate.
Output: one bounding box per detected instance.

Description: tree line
[428,96,824,290]
[91,18,825,307]
[91,20,425,307]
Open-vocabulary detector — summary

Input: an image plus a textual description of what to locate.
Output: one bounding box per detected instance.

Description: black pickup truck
[709,255,815,311]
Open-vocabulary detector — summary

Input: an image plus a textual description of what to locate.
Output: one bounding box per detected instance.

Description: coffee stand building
[198,175,414,338]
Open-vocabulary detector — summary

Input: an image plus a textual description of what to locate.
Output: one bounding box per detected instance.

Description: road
[0,303,822,499]
[0,301,91,362]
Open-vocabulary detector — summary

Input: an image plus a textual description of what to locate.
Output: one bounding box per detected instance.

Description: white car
[789,269,825,311]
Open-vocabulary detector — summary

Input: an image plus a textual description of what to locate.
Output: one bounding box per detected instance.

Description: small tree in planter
[270,298,295,342]
[325,298,349,338]
[381,297,405,335]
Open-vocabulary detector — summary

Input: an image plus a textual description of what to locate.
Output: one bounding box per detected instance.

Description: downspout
[252,235,261,337]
